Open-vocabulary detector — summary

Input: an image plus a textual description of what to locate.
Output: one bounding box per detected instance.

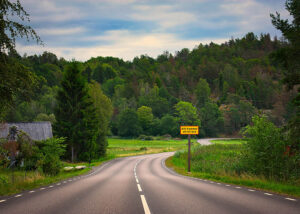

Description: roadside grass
[166,143,300,198]
[0,137,188,196]
[210,139,247,145]
[0,156,113,196]
[107,138,188,157]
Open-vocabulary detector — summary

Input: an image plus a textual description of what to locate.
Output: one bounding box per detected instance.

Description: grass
[0,137,189,196]
[0,156,113,196]
[210,139,247,145]
[106,138,188,157]
[167,144,300,198]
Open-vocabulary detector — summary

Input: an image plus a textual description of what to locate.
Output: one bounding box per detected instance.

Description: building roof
[0,122,53,141]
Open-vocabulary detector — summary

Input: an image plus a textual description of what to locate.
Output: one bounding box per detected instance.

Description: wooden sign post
[180,126,199,172]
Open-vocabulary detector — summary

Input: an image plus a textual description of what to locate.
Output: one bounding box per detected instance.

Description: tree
[0,0,41,53]
[242,116,298,180]
[117,109,141,137]
[270,0,300,153]
[54,63,98,162]
[0,0,42,120]
[194,78,210,108]
[88,81,112,157]
[160,114,178,137]
[200,102,224,137]
[137,106,153,133]
[175,101,200,126]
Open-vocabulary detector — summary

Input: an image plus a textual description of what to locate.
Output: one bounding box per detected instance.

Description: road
[0,153,299,214]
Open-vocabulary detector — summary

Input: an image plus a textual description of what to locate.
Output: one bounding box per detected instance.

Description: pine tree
[54,62,98,162]
[271,0,300,153]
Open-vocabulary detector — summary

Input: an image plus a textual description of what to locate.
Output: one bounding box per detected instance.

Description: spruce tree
[54,62,98,162]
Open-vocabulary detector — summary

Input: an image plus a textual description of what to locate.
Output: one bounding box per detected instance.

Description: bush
[138,135,147,140]
[242,115,299,181]
[39,137,66,176]
[144,136,154,141]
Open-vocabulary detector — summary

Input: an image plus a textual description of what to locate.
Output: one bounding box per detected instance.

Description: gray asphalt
[0,153,299,214]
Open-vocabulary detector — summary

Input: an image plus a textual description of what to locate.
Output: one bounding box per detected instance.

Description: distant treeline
[4,32,297,137]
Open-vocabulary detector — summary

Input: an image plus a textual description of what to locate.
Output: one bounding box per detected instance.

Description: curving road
[0,153,299,214]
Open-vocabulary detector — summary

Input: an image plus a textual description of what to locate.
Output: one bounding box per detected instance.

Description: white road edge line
[137,184,142,192]
[0,200,6,203]
[264,193,273,196]
[285,198,296,201]
[141,195,151,214]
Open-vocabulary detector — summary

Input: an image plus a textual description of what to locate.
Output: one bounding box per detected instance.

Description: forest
[2,32,297,140]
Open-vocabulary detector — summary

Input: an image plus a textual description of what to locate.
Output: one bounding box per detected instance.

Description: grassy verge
[166,142,300,198]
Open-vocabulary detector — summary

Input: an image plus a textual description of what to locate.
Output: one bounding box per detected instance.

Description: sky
[16,0,289,61]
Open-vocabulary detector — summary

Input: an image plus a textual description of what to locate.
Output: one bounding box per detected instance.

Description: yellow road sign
[180,126,199,135]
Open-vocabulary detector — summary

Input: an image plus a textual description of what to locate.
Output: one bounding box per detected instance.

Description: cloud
[131,5,197,28]
[16,0,287,61]
[38,27,86,36]
[17,30,227,61]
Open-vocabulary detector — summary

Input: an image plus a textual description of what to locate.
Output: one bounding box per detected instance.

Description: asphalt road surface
[1,152,299,214]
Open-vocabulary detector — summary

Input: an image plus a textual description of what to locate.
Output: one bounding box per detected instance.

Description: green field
[107,138,188,157]
[210,139,247,145]
[167,141,300,197]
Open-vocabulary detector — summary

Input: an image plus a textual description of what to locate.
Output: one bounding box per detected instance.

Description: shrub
[39,138,66,176]
[144,136,154,141]
[242,115,298,181]
[138,135,147,140]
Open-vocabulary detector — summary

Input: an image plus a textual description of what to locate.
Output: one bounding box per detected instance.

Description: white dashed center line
[226,185,230,187]
[136,178,139,183]
[29,191,35,193]
[235,187,241,189]
[285,198,296,201]
[0,200,6,203]
[15,194,22,198]
[40,187,45,190]
[141,195,151,214]
[248,189,255,192]
[57,183,61,185]
[49,186,53,188]
[264,193,273,196]
[137,184,142,192]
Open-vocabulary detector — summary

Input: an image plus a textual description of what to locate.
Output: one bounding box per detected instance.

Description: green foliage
[39,138,66,176]
[1,30,295,138]
[159,114,179,137]
[175,101,200,126]
[270,0,300,154]
[88,81,112,158]
[200,102,224,137]
[117,109,141,137]
[194,78,210,108]
[242,115,299,181]
[137,106,153,133]
[0,0,42,53]
[54,62,98,162]
[0,0,42,120]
